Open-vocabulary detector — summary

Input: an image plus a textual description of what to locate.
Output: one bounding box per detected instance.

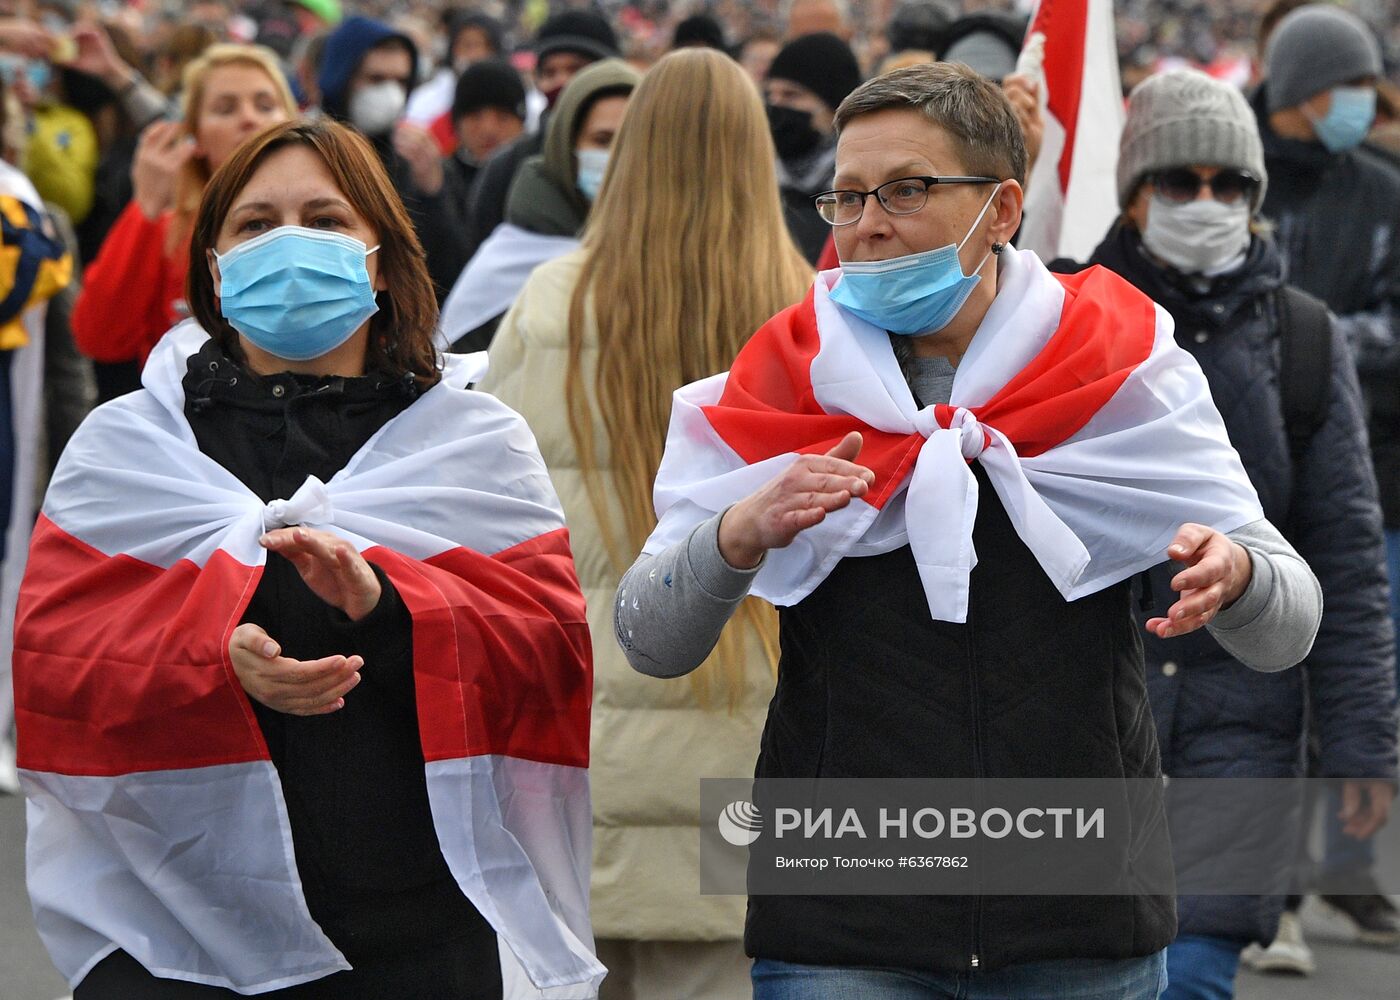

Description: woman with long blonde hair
[72,44,295,382]
[480,47,811,1000]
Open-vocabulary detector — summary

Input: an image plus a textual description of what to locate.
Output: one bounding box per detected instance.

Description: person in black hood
[763,31,861,263]
[317,15,471,303]
[1070,68,1397,1000]
[464,10,619,262]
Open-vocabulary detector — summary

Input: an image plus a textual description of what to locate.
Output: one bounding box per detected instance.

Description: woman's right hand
[132,119,195,220]
[717,431,874,569]
[228,622,362,716]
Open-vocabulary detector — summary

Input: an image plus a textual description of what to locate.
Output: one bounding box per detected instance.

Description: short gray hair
[833,62,1027,185]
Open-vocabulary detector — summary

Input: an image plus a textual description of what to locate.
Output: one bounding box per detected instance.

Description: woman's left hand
[260,526,382,621]
[1146,523,1253,638]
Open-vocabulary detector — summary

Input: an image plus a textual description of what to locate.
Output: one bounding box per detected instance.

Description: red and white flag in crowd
[644,250,1262,623]
[1016,0,1125,262]
[13,322,604,998]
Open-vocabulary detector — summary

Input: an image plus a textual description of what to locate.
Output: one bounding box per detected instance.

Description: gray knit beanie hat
[1265,4,1382,113]
[1117,69,1267,210]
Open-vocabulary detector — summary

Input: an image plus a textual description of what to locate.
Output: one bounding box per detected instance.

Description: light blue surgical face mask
[829,184,1001,336]
[1307,86,1377,153]
[575,148,610,202]
[215,227,380,362]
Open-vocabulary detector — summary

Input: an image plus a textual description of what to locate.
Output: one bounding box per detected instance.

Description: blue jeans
[1162,936,1240,1000]
[751,950,1167,999]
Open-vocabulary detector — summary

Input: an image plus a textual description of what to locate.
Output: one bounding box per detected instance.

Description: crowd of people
[0,1,1396,1000]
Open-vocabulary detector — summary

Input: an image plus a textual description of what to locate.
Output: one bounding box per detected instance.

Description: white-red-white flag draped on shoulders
[14,321,604,998]
[645,248,1263,623]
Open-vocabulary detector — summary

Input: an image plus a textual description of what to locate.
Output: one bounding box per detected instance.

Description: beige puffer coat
[477,250,774,942]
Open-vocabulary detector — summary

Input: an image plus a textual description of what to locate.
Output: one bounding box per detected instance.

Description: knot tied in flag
[262,475,333,532]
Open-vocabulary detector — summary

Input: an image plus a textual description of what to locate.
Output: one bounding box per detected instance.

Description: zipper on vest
[966,599,984,972]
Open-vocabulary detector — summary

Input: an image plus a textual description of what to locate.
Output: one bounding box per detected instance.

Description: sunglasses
[1151,168,1259,205]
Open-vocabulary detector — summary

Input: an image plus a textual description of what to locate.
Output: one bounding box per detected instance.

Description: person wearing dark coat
[1075,69,1398,1000]
[443,59,526,221]
[1249,3,1400,962]
[439,59,639,354]
[763,32,862,264]
[317,15,473,302]
[464,11,619,263]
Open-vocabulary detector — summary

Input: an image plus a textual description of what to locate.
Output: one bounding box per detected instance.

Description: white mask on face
[348,81,407,137]
[1141,197,1252,276]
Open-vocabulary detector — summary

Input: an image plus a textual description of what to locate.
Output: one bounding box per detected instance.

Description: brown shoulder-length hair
[186,117,441,388]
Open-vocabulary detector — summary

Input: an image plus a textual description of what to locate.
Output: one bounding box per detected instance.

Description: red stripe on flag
[429,111,457,156]
[14,515,270,776]
[935,267,1158,456]
[702,290,926,509]
[699,267,1158,501]
[372,527,592,768]
[1030,0,1089,191]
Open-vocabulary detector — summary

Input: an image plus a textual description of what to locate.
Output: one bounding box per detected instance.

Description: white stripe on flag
[22,762,346,993]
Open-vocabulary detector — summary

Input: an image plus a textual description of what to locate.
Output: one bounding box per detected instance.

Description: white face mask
[1141,197,1251,276]
[348,81,407,137]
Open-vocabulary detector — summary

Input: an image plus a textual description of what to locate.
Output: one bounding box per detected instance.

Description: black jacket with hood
[180,340,501,981]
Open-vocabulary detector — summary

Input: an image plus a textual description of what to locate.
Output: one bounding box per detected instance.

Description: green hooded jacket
[504,59,642,237]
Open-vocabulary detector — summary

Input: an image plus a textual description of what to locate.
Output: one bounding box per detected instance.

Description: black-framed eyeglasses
[1151,168,1259,206]
[813,175,1000,226]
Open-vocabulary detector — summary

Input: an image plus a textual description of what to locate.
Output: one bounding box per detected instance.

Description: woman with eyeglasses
[1068,69,1395,1000]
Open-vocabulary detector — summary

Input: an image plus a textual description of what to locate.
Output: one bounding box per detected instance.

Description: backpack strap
[1275,285,1333,468]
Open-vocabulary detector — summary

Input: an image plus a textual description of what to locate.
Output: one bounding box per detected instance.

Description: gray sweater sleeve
[617,511,759,678]
[1207,518,1321,672]
[618,514,1321,679]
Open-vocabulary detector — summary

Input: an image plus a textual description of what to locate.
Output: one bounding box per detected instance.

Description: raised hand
[717,431,875,569]
[260,526,383,622]
[132,119,197,220]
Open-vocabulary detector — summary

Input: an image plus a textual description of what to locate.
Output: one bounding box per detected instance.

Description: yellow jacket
[0,193,72,349]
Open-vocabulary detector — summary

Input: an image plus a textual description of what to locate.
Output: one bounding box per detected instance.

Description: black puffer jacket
[748,463,1176,974]
[1086,225,1398,944]
[1254,85,1400,527]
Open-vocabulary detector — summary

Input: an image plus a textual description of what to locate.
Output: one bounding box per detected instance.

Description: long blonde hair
[565,48,813,706]
[167,43,297,256]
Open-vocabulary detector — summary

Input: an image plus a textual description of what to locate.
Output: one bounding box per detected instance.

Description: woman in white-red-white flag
[13,118,603,999]
[616,63,1323,999]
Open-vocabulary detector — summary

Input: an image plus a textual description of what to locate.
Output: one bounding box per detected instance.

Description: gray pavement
[1,791,1397,1000]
